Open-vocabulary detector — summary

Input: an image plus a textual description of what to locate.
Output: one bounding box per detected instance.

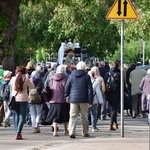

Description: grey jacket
[130,66,147,96]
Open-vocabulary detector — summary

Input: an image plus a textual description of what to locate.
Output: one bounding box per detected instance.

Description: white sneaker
[92,129,97,132]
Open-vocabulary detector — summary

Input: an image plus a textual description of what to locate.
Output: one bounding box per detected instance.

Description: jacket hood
[71,70,86,77]
[31,77,41,85]
[51,73,67,81]
[1,80,9,85]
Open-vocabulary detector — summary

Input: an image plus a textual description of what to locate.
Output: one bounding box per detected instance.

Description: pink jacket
[49,73,68,103]
[10,74,34,102]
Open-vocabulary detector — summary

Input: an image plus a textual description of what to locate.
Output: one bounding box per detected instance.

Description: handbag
[42,85,51,102]
[9,92,18,110]
[9,77,26,110]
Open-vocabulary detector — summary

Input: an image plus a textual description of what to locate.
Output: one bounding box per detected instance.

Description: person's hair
[56,65,66,73]
[99,61,105,67]
[88,70,95,78]
[14,66,26,92]
[30,71,40,78]
[91,66,100,77]
[76,61,86,70]
[26,61,35,70]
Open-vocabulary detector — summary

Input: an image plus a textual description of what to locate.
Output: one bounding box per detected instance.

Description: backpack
[1,82,10,101]
[28,89,41,104]
[106,72,117,92]
[28,79,42,104]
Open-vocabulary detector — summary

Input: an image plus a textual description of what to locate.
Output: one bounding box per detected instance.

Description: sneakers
[33,127,41,133]
[15,134,23,140]
[92,128,99,132]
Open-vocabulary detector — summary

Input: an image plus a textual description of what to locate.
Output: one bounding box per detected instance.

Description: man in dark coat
[65,61,93,138]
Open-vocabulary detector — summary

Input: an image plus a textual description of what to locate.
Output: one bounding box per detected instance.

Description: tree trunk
[0,0,21,70]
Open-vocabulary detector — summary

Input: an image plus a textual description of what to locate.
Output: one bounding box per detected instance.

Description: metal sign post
[106,0,138,137]
[120,20,124,137]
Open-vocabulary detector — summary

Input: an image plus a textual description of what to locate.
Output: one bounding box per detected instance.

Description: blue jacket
[64,70,93,104]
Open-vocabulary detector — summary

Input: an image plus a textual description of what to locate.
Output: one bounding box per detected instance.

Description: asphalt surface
[0,113,149,150]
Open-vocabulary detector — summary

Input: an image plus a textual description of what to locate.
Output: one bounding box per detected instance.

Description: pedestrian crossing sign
[106,0,138,20]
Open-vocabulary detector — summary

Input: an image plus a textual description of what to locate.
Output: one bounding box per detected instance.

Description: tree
[48,0,120,59]
[0,0,93,70]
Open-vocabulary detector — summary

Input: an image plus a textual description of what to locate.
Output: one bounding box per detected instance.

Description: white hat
[3,70,12,77]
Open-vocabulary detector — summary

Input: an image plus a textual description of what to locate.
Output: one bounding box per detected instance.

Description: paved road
[0,114,149,150]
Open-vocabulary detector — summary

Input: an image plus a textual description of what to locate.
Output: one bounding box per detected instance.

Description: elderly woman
[29,70,44,133]
[44,65,69,136]
[139,69,150,117]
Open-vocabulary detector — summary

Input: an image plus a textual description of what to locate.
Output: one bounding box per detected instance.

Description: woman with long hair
[10,66,34,139]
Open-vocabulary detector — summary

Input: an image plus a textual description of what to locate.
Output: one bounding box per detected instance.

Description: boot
[110,125,116,130]
[114,123,118,129]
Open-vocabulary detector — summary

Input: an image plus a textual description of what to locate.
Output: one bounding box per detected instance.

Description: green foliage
[48,0,120,59]
[107,39,150,65]
[36,47,47,62]
[0,13,8,43]
[14,0,150,65]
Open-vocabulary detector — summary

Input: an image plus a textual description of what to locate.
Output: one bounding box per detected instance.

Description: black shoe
[70,134,76,138]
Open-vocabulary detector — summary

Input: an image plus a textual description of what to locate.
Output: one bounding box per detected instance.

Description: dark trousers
[109,101,119,125]
[0,101,4,124]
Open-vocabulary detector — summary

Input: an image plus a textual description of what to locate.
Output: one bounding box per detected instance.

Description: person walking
[91,66,106,120]
[65,61,93,138]
[104,61,121,130]
[139,69,150,117]
[44,65,69,136]
[9,66,34,140]
[88,71,103,132]
[130,62,147,118]
[29,70,44,133]
[1,70,12,127]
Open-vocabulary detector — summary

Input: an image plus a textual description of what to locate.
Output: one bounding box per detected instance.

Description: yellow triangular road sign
[106,0,138,20]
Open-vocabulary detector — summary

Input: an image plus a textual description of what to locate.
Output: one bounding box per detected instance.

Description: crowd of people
[0,58,149,140]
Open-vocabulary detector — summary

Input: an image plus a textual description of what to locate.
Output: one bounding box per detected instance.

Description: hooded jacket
[49,73,68,103]
[64,70,93,104]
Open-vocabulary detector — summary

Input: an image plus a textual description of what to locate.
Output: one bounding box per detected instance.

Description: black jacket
[64,70,93,104]
[104,67,121,103]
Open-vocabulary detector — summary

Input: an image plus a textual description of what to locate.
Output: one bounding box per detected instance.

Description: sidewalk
[0,114,149,150]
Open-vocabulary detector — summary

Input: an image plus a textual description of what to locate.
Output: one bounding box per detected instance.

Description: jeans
[88,104,98,129]
[13,102,28,135]
[3,101,11,124]
[29,104,43,127]
[109,101,119,125]
[101,94,107,119]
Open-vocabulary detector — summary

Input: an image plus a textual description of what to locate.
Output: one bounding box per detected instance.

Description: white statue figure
[58,42,66,65]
